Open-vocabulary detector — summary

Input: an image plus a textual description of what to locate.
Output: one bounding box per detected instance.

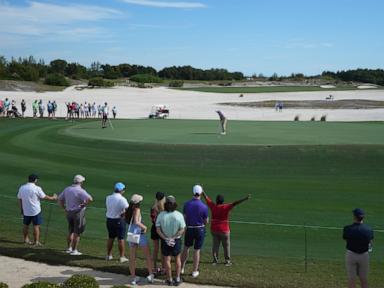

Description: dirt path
[0,255,230,288]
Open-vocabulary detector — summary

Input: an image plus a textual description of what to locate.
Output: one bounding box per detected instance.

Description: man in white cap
[58,174,93,255]
[105,182,129,263]
[181,184,209,278]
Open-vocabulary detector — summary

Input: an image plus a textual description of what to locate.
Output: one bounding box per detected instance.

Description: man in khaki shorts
[343,208,374,288]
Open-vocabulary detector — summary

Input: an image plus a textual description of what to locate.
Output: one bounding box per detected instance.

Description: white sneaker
[131,276,140,285]
[65,248,73,254]
[105,255,113,261]
[191,271,199,278]
[146,273,154,283]
[70,250,82,256]
[119,256,129,263]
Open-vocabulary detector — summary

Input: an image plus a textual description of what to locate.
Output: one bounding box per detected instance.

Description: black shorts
[161,238,182,257]
[103,114,108,120]
[184,227,206,250]
[151,223,160,240]
[106,218,126,240]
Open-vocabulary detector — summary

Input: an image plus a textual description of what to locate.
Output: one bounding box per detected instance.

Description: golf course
[0,118,383,288]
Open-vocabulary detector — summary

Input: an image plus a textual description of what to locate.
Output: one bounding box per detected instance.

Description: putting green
[63,119,384,145]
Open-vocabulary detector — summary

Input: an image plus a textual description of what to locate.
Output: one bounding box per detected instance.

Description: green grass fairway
[1,118,384,288]
[65,119,384,145]
[176,85,369,93]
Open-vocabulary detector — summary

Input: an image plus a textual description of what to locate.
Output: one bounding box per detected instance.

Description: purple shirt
[58,184,92,212]
[183,198,208,226]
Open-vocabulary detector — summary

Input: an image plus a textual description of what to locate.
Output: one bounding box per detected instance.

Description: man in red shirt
[202,191,250,266]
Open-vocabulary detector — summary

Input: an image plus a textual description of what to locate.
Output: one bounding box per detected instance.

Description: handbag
[127,216,141,244]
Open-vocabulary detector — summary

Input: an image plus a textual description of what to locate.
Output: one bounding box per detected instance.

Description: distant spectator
[58,174,93,256]
[156,196,186,286]
[17,174,57,246]
[21,99,26,117]
[181,185,209,278]
[112,106,117,119]
[202,191,250,266]
[343,208,374,288]
[101,102,109,128]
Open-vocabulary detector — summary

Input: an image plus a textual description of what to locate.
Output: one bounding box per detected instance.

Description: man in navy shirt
[181,184,209,278]
[343,208,374,288]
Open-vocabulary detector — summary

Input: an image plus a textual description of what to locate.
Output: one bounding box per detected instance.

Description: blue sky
[0,0,383,76]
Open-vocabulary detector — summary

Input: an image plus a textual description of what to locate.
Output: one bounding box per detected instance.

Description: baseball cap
[193,184,203,195]
[353,208,365,218]
[28,174,39,182]
[114,182,125,192]
[156,191,165,201]
[73,174,85,184]
[131,194,143,204]
[166,195,176,204]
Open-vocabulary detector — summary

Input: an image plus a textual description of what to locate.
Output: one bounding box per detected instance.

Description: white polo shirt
[17,183,46,216]
[106,192,129,219]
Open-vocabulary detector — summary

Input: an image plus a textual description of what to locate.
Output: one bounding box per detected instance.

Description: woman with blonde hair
[125,194,154,285]
[150,191,166,274]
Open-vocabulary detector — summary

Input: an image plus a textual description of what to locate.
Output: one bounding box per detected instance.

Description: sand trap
[320,85,336,88]
[0,255,228,288]
[1,86,384,121]
[357,85,378,89]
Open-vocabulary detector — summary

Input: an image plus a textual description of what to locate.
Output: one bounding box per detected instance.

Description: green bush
[0,283,9,288]
[21,282,60,288]
[130,74,163,84]
[62,275,99,288]
[44,73,70,86]
[168,80,184,87]
[88,77,114,87]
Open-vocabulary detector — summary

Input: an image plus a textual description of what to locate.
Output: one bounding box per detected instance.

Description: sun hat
[353,208,365,218]
[131,194,143,204]
[192,184,203,195]
[156,191,165,201]
[28,174,39,182]
[166,195,176,204]
[73,174,85,184]
[114,182,125,192]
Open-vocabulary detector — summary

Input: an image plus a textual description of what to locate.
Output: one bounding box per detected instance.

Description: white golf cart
[149,105,170,119]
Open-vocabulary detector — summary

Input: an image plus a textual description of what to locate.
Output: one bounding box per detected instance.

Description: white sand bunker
[320,85,336,88]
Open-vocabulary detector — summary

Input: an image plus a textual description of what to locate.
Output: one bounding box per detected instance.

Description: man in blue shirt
[343,208,374,288]
[181,184,209,278]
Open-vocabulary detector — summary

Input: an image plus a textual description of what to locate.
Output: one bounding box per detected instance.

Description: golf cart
[149,105,169,119]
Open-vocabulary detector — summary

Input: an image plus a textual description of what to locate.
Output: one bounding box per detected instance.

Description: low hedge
[62,274,99,288]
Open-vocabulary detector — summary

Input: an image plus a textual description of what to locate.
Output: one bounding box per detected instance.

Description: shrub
[88,77,114,87]
[0,283,9,288]
[44,73,70,86]
[320,115,327,121]
[168,80,184,87]
[130,74,163,84]
[310,116,315,121]
[294,115,300,121]
[62,275,99,288]
[21,282,60,288]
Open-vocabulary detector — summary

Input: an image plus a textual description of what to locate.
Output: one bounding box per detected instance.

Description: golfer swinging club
[102,102,109,129]
[216,110,227,135]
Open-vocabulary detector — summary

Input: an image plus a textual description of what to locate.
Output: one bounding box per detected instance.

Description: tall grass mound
[88,77,114,87]
[0,283,9,288]
[22,282,60,288]
[62,275,99,288]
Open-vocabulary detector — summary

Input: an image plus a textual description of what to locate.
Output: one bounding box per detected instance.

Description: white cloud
[0,1,121,36]
[122,0,206,9]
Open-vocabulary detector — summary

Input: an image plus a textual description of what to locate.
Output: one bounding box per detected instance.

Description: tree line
[0,56,244,86]
[0,55,383,86]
